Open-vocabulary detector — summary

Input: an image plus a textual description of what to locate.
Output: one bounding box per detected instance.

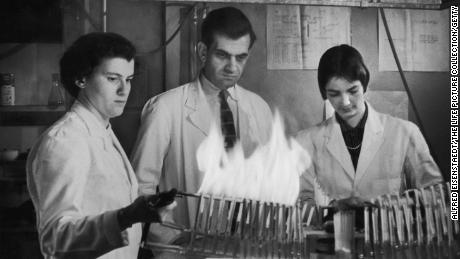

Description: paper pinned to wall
[266,5,351,70]
[300,6,351,69]
[266,5,303,70]
[378,9,449,72]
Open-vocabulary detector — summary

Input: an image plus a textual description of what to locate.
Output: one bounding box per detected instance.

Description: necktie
[219,90,237,149]
[219,90,239,232]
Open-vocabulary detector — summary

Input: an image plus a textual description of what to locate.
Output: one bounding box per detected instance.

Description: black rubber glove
[117,188,177,230]
[323,196,376,233]
[329,196,375,211]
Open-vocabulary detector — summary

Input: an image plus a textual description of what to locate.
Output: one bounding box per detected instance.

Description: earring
[76,80,86,89]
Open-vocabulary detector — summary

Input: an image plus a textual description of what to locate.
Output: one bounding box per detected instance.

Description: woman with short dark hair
[27,32,176,259]
[297,44,442,206]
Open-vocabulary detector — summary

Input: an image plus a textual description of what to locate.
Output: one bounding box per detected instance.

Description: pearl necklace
[347,143,362,150]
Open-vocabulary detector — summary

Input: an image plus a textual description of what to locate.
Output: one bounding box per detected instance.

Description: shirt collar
[199,73,238,101]
[335,102,368,132]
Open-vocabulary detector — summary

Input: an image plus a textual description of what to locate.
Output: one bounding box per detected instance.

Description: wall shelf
[0,160,26,166]
[0,176,26,183]
[0,225,36,234]
[0,105,66,126]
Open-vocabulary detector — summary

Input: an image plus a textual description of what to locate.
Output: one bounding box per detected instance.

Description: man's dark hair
[60,32,136,98]
[201,7,256,49]
[317,44,370,99]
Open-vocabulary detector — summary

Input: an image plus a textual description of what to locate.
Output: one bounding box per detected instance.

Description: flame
[196,110,311,206]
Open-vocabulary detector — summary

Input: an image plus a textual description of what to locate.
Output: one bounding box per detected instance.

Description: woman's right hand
[117,189,177,230]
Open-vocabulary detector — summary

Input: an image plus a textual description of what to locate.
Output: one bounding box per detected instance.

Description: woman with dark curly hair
[27,32,176,259]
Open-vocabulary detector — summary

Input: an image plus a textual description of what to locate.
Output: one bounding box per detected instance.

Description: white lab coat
[27,101,141,259]
[131,77,272,241]
[296,104,443,204]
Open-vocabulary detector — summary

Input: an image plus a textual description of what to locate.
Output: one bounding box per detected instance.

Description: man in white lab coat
[131,7,272,244]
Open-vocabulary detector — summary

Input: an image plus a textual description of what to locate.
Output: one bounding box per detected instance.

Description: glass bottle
[0,73,15,106]
[48,73,64,108]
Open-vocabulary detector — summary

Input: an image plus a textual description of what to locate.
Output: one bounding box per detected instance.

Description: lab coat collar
[71,100,137,187]
[326,116,355,180]
[184,76,242,136]
[355,103,384,185]
[184,77,212,136]
[71,100,113,151]
[326,103,384,182]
